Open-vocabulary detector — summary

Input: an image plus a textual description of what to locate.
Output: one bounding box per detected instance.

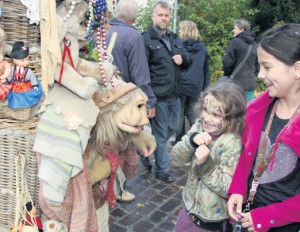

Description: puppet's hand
[0,78,7,84]
[90,156,111,185]
[33,86,38,91]
[131,130,156,157]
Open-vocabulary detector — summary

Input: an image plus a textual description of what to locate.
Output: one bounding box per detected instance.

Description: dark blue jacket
[106,18,156,108]
[180,39,210,99]
[142,26,191,98]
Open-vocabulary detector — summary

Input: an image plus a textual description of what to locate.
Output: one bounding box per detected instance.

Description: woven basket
[0,118,39,231]
[0,1,42,231]
[0,0,43,120]
[0,0,40,48]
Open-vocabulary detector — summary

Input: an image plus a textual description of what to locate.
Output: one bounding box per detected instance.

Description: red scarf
[106,150,118,208]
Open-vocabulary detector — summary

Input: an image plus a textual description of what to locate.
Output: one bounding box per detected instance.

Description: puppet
[6,41,43,109]
[40,0,113,99]
[34,1,156,231]
[85,80,156,231]
[0,52,12,101]
[18,202,43,232]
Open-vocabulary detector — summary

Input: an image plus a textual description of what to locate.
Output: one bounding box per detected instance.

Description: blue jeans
[175,96,197,142]
[244,90,254,102]
[150,96,180,173]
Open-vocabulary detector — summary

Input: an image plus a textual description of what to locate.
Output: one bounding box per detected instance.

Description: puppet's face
[57,0,89,40]
[13,57,29,67]
[113,94,149,133]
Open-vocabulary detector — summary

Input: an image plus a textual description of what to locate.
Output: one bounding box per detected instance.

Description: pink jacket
[228,90,300,231]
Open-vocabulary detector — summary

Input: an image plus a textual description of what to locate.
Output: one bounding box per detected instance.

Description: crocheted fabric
[20,0,41,25]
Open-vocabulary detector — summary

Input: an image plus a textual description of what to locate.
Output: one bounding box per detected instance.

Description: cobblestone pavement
[109,141,189,232]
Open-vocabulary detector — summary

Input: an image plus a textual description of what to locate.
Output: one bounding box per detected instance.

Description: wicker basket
[0,118,39,231]
[0,1,42,231]
[0,0,40,48]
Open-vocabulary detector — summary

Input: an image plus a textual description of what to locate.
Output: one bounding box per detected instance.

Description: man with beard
[141,1,191,182]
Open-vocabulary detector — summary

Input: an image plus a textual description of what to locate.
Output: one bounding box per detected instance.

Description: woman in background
[222,18,259,102]
[173,20,210,145]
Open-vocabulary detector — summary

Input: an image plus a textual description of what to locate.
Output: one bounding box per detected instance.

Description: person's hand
[172,54,182,65]
[193,132,212,146]
[194,144,210,165]
[240,212,256,232]
[147,107,156,118]
[0,76,6,84]
[227,194,244,221]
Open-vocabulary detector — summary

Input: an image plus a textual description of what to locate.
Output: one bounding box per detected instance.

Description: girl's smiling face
[257,46,299,99]
[200,94,227,135]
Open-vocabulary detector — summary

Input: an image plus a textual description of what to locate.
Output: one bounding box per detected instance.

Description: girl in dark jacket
[174,20,210,144]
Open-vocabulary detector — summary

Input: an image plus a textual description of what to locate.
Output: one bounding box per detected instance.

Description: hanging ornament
[86,0,114,88]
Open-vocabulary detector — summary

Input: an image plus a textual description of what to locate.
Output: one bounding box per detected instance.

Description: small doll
[6,41,43,109]
[18,201,43,232]
[0,52,12,100]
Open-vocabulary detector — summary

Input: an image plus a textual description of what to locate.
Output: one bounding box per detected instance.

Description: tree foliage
[135,0,156,32]
[135,0,300,88]
[177,0,257,82]
[250,0,300,34]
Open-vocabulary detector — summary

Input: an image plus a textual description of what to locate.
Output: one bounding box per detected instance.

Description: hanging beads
[63,0,77,21]
[86,0,114,87]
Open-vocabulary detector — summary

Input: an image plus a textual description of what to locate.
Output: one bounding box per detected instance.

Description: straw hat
[93,82,137,108]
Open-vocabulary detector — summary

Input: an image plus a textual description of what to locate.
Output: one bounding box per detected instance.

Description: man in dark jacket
[222,18,259,102]
[141,1,191,182]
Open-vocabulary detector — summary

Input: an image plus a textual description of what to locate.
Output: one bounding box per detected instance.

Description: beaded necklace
[86,0,114,88]
[63,0,77,21]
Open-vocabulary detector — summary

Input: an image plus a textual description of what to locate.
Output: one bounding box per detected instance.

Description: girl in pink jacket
[227,23,300,232]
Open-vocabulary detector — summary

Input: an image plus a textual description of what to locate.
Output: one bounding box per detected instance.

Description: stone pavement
[109,141,190,232]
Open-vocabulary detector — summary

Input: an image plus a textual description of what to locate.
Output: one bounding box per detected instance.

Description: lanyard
[245,99,300,212]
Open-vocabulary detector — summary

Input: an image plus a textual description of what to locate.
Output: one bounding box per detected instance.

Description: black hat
[25,201,34,212]
[10,41,29,59]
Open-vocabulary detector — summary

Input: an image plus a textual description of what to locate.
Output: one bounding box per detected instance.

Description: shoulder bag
[218,44,253,83]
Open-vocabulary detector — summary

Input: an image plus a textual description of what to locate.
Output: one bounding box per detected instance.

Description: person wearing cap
[103,0,157,201]
[6,40,43,109]
[87,80,156,230]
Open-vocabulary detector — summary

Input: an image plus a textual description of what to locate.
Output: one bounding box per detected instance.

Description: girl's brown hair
[201,82,247,137]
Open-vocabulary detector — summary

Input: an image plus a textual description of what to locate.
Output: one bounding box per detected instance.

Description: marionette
[0,27,12,100]
[6,41,43,109]
[18,202,43,232]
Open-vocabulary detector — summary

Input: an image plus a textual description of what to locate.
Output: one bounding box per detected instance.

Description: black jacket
[180,39,210,99]
[142,26,191,98]
[222,31,259,91]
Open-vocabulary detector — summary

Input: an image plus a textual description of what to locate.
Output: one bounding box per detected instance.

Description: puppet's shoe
[116,191,135,202]
[140,156,152,171]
